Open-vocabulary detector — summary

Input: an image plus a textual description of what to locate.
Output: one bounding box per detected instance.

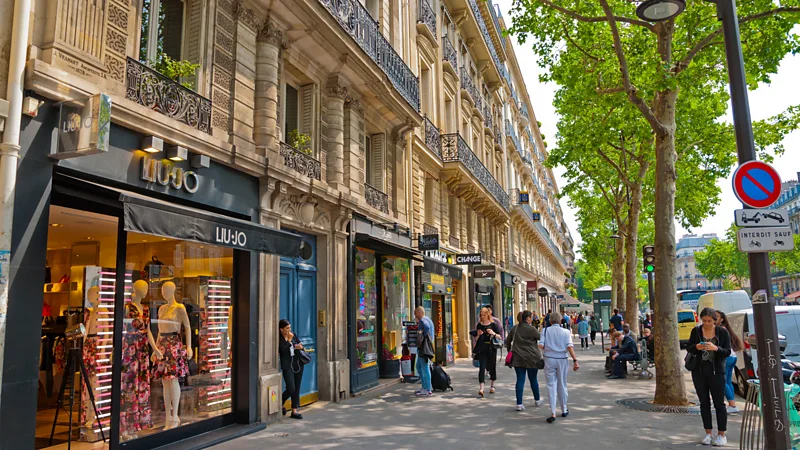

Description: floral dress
[198,310,211,373]
[120,303,153,433]
[151,305,190,380]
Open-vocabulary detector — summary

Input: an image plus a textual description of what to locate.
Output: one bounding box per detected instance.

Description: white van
[726,307,796,395]
[696,290,751,315]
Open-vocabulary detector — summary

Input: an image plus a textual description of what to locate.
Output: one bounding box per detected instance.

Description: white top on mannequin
[131,279,162,359]
[84,286,102,336]
[154,281,193,360]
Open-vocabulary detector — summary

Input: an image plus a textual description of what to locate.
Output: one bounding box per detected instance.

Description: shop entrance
[279,232,318,406]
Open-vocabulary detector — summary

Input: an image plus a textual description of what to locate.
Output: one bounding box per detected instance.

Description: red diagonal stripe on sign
[743,171,771,197]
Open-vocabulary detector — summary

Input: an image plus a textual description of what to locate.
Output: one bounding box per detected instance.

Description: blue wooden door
[279,232,318,404]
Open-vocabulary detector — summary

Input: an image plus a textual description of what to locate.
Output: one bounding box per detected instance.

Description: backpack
[430,363,453,392]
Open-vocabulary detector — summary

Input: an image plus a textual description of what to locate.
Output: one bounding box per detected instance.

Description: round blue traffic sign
[732,161,782,208]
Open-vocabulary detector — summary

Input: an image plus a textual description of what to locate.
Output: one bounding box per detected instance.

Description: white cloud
[494,0,800,257]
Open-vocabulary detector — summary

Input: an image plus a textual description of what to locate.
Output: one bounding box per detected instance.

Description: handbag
[505,351,514,367]
[298,350,312,365]
[491,335,504,349]
[420,334,435,359]
[684,352,698,371]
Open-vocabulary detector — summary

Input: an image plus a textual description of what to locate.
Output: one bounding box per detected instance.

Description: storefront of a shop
[1,98,302,449]
[416,257,463,366]
[349,217,417,393]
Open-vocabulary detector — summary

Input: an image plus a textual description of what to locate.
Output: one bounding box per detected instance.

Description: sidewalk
[212,347,741,449]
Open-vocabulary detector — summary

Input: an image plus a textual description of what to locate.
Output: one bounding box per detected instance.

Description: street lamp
[635,0,685,22]
[609,232,621,240]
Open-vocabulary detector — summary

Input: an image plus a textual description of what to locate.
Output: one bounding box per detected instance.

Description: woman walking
[539,313,580,423]
[716,311,743,414]
[589,315,600,345]
[577,316,589,350]
[686,308,731,446]
[505,310,544,411]
[471,306,501,397]
[279,319,305,419]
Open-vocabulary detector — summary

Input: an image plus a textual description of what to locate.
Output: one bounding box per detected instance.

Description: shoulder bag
[684,327,700,371]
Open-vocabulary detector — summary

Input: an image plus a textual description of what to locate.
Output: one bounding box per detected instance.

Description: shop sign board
[519,191,529,204]
[52,93,111,159]
[418,234,440,251]
[455,253,482,265]
[404,321,418,354]
[141,156,200,194]
[431,274,445,285]
[735,208,789,227]
[736,226,794,253]
[538,287,549,298]
[474,265,496,278]
[532,211,541,222]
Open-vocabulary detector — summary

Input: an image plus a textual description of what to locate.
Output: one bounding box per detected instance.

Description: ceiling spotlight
[50,223,63,228]
[636,0,685,22]
[142,136,164,154]
[191,154,210,169]
[166,145,188,162]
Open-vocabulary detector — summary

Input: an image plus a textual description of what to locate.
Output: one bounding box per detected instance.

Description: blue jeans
[724,355,737,402]
[514,367,540,405]
[417,355,432,392]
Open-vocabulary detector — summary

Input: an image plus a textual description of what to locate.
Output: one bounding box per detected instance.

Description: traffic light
[643,245,655,274]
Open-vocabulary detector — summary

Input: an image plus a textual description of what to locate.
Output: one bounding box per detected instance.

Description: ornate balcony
[317,0,420,112]
[442,37,458,74]
[365,183,389,214]
[460,68,482,114]
[279,142,322,180]
[424,116,442,160]
[505,120,521,153]
[484,106,493,130]
[125,58,212,134]
[423,223,439,235]
[467,0,507,80]
[417,0,436,40]
[442,133,509,211]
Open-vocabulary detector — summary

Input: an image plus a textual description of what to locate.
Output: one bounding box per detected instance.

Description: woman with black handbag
[686,308,731,447]
[471,306,501,398]
[279,319,309,420]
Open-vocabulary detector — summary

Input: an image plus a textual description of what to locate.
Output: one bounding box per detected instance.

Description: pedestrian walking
[716,311,743,415]
[543,310,552,329]
[486,304,505,339]
[505,310,544,411]
[539,313,580,423]
[609,308,624,332]
[589,315,600,345]
[687,307,731,447]
[577,316,589,350]
[471,306,501,397]
[279,319,305,419]
[414,306,435,397]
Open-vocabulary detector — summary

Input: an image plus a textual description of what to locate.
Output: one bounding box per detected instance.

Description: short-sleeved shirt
[418,316,434,340]
[610,314,624,331]
[540,325,574,359]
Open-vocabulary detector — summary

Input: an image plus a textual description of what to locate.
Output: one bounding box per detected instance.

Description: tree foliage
[773,234,800,276]
[694,225,750,289]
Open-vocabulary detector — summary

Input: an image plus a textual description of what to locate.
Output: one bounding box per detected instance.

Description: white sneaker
[726,406,740,414]
[516,404,525,411]
[535,399,544,407]
[701,434,713,445]
[713,435,727,447]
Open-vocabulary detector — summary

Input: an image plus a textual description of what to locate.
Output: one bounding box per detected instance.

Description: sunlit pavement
[213,346,742,449]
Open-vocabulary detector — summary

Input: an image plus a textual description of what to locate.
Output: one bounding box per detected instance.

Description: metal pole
[647,272,655,308]
[716,0,789,447]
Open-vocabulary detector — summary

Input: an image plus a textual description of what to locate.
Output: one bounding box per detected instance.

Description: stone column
[254,23,285,157]
[326,78,348,190]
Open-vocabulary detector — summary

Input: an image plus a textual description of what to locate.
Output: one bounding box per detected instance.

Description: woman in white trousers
[539,313,580,423]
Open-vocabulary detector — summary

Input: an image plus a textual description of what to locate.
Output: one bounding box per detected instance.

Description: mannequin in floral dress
[81,286,101,429]
[120,280,161,440]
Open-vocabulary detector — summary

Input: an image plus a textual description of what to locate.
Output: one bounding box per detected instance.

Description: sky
[494,0,800,258]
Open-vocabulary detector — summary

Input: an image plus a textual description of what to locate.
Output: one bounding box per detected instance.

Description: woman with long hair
[471,306,501,397]
[716,311,744,414]
[686,308,732,446]
[278,319,305,419]
[505,310,544,411]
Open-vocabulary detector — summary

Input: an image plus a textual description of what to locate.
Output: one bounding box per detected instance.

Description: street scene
[0,0,798,449]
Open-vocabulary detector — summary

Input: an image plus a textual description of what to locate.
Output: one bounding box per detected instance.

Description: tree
[773,234,800,276]
[509,0,800,406]
[694,226,750,288]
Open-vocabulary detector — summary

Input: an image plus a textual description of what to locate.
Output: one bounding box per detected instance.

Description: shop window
[122,232,234,440]
[355,249,378,369]
[140,0,202,90]
[381,257,410,362]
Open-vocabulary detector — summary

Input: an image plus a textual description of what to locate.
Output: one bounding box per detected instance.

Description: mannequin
[151,282,192,429]
[82,286,102,430]
[119,280,159,439]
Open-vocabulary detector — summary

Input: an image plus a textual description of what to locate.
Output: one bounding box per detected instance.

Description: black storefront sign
[423,257,463,280]
[455,253,482,265]
[418,234,440,251]
[405,321,418,351]
[474,265,496,278]
[538,287,549,297]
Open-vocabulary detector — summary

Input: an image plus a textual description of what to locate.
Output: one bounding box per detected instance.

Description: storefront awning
[354,233,422,260]
[121,192,302,257]
[423,257,463,280]
[786,290,800,300]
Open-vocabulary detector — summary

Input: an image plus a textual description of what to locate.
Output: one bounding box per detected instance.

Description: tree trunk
[652,88,688,406]
[624,185,644,335]
[613,236,626,315]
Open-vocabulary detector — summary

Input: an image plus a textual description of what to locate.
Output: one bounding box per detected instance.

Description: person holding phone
[279,319,305,419]
[686,308,731,446]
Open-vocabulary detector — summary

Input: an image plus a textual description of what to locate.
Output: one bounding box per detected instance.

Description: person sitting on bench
[608,331,639,379]
[604,331,622,375]
[641,327,655,364]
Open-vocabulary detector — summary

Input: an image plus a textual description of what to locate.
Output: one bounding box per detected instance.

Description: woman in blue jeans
[505,310,544,410]
[717,311,743,414]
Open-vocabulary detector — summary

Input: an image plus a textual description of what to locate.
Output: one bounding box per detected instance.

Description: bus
[677,290,706,311]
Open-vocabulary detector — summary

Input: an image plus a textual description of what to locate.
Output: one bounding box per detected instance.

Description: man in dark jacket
[608,332,639,379]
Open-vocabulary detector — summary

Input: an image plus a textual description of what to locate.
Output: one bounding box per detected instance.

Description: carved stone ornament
[344,98,363,115]
[326,84,349,101]
[234,1,263,31]
[258,22,288,48]
[278,194,330,229]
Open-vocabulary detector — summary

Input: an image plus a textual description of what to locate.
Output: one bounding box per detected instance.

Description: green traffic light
[645,265,655,273]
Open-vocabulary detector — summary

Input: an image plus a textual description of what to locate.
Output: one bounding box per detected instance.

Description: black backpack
[430,363,453,392]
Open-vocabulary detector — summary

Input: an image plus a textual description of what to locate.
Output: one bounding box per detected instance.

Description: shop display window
[380,257,410,361]
[355,249,377,369]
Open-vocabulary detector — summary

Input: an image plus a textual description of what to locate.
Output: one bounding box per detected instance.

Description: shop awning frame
[354,233,422,260]
[422,257,463,280]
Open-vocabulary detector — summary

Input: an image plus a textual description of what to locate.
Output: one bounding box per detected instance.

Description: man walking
[414,306,435,397]
[610,308,624,333]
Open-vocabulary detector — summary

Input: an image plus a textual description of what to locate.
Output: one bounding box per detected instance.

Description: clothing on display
[82,335,99,378]
[120,302,153,433]
[152,333,189,380]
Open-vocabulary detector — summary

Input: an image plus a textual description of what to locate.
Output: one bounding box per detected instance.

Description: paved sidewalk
[213,348,742,449]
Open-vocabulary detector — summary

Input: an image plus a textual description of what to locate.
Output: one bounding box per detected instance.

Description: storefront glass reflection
[381,257,410,361]
[355,249,378,369]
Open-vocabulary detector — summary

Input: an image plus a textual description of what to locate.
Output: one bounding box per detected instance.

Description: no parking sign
[732,161,782,208]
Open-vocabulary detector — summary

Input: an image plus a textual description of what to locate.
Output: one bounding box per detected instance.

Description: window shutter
[299,84,316,153]
[182,0,204,88]
[370,133,385,191]
[161,0,185,61]
[284,85,299,142]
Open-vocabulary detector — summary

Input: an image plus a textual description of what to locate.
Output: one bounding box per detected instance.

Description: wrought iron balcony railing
[505,120,521,153]
[460,68,482,112]
[442,133,509,211]
[365,183,389,214]
[489,3,506,51]
[318,0,420,112]
[484,109,493,130]
[466,0,507,80]
[424,115,442,160]
[125,58,212,134]
[423,223,439,235]
[418,0,436,37]
[279,142,322,180]
[443,36,458,71]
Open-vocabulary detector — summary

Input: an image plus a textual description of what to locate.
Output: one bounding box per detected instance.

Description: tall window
[365,134,386,191]
[140,0,204,89]
[282,83,316,153]
[421,67,432,117]
[284,85,299,139]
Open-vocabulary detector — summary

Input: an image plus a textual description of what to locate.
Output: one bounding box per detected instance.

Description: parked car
[726,307,796,396]
[678,309,698,348]
[696,290,751,315]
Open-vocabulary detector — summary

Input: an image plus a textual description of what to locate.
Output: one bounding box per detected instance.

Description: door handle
[305,348,315,354]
